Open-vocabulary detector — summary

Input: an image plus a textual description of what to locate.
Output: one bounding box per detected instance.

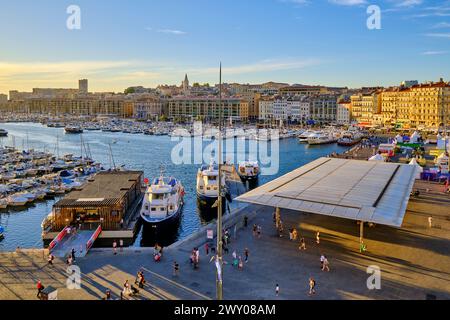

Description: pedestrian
[120,218,124,229]
[47,253,54,265]
[257,225,262,238]
[173,261,179,276]
[320,254,325,269]
[428,216,433,228]
[66,255,73,266]
[244,248,249,263]
[322,256,330,272]
[104,289,111,300]
[232,250,238,267]
[71,248,76,262]
[36,280,45,299]
[275,284,280,297]
[289,229,293,241]
[238,256,244,270]
[252,224,257,237]
[316,231,320,244]
[113,240,117,255]
[205,242,209,256]
[119,239,124,252]
[309,277,316,296]
[299,237,306,250]
[244,215,248,228]
[292,228,298,241]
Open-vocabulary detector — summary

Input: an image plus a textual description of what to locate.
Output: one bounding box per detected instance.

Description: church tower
[182,74,189,92]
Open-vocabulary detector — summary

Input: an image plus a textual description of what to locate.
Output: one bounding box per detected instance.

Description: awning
[236,158,418,227]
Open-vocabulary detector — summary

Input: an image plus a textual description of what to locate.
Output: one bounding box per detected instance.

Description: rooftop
[54,171,143,207]
[236,158,418,227]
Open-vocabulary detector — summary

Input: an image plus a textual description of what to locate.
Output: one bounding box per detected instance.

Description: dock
[42,171,144,250]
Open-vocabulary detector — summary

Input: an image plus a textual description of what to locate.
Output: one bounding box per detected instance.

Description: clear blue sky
[0,0,449,94]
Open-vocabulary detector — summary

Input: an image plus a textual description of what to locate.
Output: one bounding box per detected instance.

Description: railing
[48,227,70,251]
[86,225,102,252]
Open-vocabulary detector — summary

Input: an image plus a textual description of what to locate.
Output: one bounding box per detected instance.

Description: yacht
[140,175,185,229]
[337,131,362,146]
[307,132,338,145]
[0,129,8,137]
[64,126,83,134]
[298,130,315,143]
[196,161,226,207]
[237,161,260,182]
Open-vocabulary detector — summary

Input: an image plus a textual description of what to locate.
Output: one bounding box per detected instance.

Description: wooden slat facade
[51,171,143,231]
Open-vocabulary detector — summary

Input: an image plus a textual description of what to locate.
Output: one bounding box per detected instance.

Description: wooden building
[50,171,143,231]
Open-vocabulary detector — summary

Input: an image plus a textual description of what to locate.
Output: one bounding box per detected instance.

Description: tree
[124,87,136,95]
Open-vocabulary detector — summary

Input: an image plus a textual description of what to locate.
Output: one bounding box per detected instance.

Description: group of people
[135,270,146,288]
[231,248,249,270]
[112,239,124,255]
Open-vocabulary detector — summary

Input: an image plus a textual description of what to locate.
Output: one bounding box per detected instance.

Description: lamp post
[216,63,224,300]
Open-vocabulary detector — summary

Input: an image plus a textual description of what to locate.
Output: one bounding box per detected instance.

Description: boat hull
[141,209,182,234]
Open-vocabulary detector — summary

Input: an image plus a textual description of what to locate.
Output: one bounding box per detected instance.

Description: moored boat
[140,175,185,229]
[64,126,83,134]
[237,161,260,182]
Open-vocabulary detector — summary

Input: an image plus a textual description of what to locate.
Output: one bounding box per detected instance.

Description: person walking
[252,224,257,237]
[299,237,306,250]
[244,215,248,228]
[119,239,124,252]
[36,280,45,299]
[113,240,117,255]
[238,256,244,270]
[47,253,54,266]
[309,277,316,296]
[120,218,124,229]
[275,284,280,297]
[292,228,298,241]
[205,242,209,256]
[173,261,179,276]
[244,248,249,263]
[257,225,262,239]
[316,231,320,245]
[71,248,76,262]
[320,254,325,269]
[428,216,433,228]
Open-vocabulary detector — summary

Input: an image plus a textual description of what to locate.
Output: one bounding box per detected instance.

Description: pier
[42,171,144,250]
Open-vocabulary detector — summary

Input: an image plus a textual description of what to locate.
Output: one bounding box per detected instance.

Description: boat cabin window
[151,207,156,211]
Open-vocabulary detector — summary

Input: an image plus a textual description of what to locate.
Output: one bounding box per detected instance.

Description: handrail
[86,225,102,252]
[48,226,69,251]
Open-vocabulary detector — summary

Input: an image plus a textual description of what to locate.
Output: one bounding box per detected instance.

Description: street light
[216,63,224,300]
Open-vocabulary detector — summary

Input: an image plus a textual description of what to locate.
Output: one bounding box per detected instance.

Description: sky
[0,0,449,95]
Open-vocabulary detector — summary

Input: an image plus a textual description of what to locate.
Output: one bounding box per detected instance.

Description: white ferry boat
[140,175,185,229]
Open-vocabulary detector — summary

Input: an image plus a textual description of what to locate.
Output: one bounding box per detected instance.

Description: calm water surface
[0,122,348,250]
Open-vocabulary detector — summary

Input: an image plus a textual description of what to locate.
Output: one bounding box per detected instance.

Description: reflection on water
[0,122,349,250]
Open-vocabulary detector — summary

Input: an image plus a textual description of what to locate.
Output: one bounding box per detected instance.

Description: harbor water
[0,122,349,251]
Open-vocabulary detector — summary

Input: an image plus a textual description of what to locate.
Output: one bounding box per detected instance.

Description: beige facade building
[168,97,242,121]
[350,92,381,125]
[380,80,450,129]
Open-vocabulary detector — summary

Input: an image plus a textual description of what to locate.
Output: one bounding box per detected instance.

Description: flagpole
[216,62,224,300]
